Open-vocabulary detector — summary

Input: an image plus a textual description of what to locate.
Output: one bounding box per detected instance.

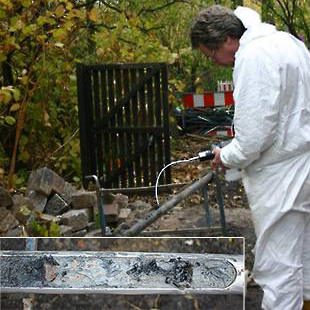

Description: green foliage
[27,218,60,237]
[261,0,310,46]
[0,0,87,186]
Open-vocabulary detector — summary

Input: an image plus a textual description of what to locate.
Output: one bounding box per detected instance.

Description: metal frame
[112,171,227,237]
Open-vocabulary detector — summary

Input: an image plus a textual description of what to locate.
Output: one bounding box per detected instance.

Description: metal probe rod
[113,172,214,236]
[1,251,243,295]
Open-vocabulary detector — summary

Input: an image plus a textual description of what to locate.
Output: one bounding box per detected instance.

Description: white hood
[234,6,261,28]
[234,6,276,46]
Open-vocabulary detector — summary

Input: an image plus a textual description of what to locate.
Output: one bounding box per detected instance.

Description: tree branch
[99,0,122,13]
[137,0,191,16]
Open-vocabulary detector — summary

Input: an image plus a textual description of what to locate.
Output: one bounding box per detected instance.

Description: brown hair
[190,5,246,50]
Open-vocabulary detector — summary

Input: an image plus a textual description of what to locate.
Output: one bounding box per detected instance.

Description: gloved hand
[211,147,226,171]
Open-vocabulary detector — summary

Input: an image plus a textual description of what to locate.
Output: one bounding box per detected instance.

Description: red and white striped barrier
[205,127,234,137]
[217,81,234,92]
[183,91,234,108]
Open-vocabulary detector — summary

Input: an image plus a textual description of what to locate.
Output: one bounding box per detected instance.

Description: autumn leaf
[10,103,20,112]
[5,116,16,125]
[88,7,100,23]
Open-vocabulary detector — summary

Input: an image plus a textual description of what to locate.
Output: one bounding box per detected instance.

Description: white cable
[155,156,199,205]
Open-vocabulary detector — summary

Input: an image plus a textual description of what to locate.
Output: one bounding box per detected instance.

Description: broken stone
[103,203,119,223]
[114,193,129,208]
[61,182,77,203]
[11,195,33,212]
[60,209,89,232]
[119,208,132,221]
[85,229,103,237]
[87,221,97,231]
[71,190,96,209]
[10,195,35,225]
[27,167,60,196]
[0,208,19,233]
[101,192,116,204]
[14,205,32,224]
[0,187,13,208]
[72,229,87,237]
[26,167,77,203]
[37,213,61,224]
[44,194,69,216]
[128,202,152,211]
[27,191,48,213]
[58,225,73,237]
[1,225,24,237]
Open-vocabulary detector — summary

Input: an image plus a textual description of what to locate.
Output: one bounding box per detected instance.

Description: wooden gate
[76,63,171,188]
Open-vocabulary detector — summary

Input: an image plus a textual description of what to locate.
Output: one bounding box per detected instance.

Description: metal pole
[213,173,228,236]
[1,251,243,295]
[85,175,106,236]
[113,172,214,236]
[201,186,212,227]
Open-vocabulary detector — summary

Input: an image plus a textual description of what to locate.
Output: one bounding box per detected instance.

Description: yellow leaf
[37,16,49,26]
[12,88,20,101]
[44,110,51,127]
[88,8,100,23]
[66,2,73,10]
[0,90,12,104]
[10,103,20,112]
[0,0,13,9]
[0,54,7,62]
[5,116,16,125]
[54,42,64,48]
[21,75,28,85]
[16,19,25,29]
[54,5,65,18]
[21,0,31,8]
[52,28,66,41]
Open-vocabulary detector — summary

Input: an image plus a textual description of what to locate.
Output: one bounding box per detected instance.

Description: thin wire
[155,156,200,205]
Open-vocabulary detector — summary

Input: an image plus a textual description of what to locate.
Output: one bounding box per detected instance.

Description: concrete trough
[0,251,244,295]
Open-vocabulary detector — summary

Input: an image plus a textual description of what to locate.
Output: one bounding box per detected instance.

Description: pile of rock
[0,167,144,237]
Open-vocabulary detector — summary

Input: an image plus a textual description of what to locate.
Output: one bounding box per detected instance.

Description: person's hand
[211,147,226,171]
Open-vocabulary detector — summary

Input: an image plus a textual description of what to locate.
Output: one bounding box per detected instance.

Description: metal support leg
[85,175,106,236]
[213,172,228,236]
[201,187,212,227]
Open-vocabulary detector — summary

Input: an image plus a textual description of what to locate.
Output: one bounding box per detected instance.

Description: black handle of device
[198,150,215,161]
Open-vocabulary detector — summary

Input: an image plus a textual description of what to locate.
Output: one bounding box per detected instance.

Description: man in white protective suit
[190,5,310,310]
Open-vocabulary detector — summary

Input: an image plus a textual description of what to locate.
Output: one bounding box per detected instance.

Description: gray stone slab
[71,190,96,209]
[0,209,19,233]
[60,209,89,232]
[44,194,69,216]
[58,225,73,237]
[0,187,13,208]
[27,191,48,213]
[27,167,77,203]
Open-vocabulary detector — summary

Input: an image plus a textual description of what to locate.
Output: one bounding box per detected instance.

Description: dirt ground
[0,134,263,310]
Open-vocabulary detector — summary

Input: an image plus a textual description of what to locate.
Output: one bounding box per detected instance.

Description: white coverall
[220,7,310,310]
